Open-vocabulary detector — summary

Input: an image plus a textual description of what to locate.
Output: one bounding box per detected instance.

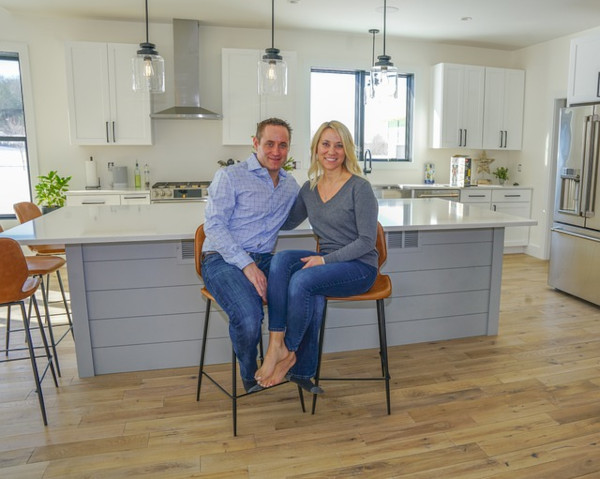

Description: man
[201,118,300,393]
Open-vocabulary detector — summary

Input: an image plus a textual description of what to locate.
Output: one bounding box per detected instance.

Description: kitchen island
[0,200,536,377]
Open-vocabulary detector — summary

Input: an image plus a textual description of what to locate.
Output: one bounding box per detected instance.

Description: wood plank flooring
[1,254,600,478]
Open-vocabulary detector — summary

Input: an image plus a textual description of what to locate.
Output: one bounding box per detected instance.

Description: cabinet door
[431,63,483,149]
[66,193,121,206]
[568,35,600,105]
[492,202,531,247]
[108,44,153,145]
[66,42,112,144]
[222,48,297,146]
[65,42,152,146]
[482,68,525,150]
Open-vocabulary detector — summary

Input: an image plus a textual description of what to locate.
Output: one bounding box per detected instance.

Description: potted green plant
[34,170,72,213]
[492,166,509,185]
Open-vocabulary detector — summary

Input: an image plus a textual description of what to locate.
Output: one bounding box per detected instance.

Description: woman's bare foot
[260,351,296,388]
[255,332,288,383]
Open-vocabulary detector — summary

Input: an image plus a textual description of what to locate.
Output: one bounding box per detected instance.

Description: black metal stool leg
[39,274,61,377]
[56,270,74,339]
[232,348,237,437]
[21,300,48,425]
[376,298,391,415]
[311,301,328,414]
[196,299,211,401]
[4,304,10,356]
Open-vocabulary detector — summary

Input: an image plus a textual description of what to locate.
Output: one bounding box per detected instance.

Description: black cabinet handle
[105,122,109,143]
[597,72,600,97]
[112,121,116,143]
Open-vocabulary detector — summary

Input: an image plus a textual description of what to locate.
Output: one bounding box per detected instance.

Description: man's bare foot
[260,351,296,388]
[255,334,288,382]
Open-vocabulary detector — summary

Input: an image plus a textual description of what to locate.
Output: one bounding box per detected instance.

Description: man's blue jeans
[267,250,377,379]
[201,252,272,387]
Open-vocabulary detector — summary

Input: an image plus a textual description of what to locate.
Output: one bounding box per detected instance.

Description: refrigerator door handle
[583,115,599,217]
[552,226,600,244]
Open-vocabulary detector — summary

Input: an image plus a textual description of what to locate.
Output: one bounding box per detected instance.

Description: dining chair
[0,237,59,425]
[12,203,73,376]
[312,222,392,415]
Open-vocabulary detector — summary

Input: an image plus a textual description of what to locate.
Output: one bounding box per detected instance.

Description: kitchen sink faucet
[363,149,372,175]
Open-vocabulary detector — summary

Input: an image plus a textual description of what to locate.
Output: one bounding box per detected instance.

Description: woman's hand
[301,255,325,269]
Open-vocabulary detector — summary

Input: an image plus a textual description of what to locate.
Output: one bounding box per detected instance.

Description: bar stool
[12,202,73,376]
[194,224,305,436]
[0,237,59,425]
[312,222,392,415]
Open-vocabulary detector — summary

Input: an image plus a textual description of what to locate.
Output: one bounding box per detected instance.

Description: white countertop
[0,199,536,245]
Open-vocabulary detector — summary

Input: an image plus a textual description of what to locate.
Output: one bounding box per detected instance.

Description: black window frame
[311,67,414,163]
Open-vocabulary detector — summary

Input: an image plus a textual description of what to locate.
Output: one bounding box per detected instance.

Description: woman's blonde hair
[307,121,363,189]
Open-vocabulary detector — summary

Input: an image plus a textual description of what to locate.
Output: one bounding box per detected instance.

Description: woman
[255,120,379,392]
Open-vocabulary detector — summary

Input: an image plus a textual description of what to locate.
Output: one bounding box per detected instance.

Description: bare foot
[255,333,288,382]
[260,351,296,388]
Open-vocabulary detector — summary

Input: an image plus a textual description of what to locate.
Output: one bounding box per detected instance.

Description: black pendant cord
[144,0,150,44]
[271,0,275,49]
[382,0,387,56]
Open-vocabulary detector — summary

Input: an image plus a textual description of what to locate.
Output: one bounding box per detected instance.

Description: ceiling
[1,0,599,51]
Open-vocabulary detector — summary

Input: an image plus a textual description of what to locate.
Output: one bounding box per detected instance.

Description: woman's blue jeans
[267,250,377,379]
[201,252,272,385]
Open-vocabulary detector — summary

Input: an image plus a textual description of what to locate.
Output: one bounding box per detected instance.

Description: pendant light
[370,0,398,99]
[132,0,165,93]
[365,28,379,102]
[258,0,287,96]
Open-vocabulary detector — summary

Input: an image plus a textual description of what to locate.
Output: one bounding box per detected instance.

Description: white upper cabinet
[222,48,297,145]
[431,63,485,149]
[482,67,525,150]
[65,42,152,145]
[567,35,600,106]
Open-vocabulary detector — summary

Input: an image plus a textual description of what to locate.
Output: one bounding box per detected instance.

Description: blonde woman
[255,121,379,391]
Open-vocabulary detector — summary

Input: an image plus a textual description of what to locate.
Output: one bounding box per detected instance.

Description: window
[0,47,35,218]
[310,68,414,162]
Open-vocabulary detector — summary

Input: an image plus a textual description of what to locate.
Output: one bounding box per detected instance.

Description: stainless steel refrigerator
[549,105,600,306]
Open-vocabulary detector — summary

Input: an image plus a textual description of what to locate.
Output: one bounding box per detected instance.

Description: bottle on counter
[143,163,150,190]
[134,161,141,189]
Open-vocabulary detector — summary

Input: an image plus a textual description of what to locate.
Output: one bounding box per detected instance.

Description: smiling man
[201,118,300,393]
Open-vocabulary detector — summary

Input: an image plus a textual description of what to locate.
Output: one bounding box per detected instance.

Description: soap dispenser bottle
[143,163,150,190]
[134,161,141,189]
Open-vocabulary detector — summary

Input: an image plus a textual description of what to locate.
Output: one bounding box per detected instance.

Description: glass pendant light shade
[132,43,165,93]
[370,55,398,99]
[132,0,165,94]
[259,0,287,96]
[258,48,287,95]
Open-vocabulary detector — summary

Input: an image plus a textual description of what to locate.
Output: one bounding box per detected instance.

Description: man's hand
[243,262,268,302]
[301,255,325,269]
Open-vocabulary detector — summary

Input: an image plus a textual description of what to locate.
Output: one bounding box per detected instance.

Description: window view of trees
[0,53,31,217]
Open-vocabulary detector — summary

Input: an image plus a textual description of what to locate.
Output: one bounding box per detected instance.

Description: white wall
[1,11,596,258]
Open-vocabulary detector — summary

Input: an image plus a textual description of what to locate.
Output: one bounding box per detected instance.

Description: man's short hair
[255,118,292,143]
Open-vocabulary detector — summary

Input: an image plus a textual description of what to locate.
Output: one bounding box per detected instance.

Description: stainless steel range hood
[151,19,222,120]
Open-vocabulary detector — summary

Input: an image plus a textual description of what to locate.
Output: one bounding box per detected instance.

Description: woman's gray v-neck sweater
[282,174,379,269]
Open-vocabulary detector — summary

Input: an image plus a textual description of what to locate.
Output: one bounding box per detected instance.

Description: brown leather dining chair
[12,202,73,376]
[194,224,305,436]
[312,221,392,415]
[0,237,59,425]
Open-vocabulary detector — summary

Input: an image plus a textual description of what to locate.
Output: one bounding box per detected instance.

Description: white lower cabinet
[67,191,150,206]
[460,187,532,249]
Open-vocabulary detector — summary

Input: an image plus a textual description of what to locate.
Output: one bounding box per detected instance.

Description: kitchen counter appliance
[150,181,210,203]
[549,104,600,306]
